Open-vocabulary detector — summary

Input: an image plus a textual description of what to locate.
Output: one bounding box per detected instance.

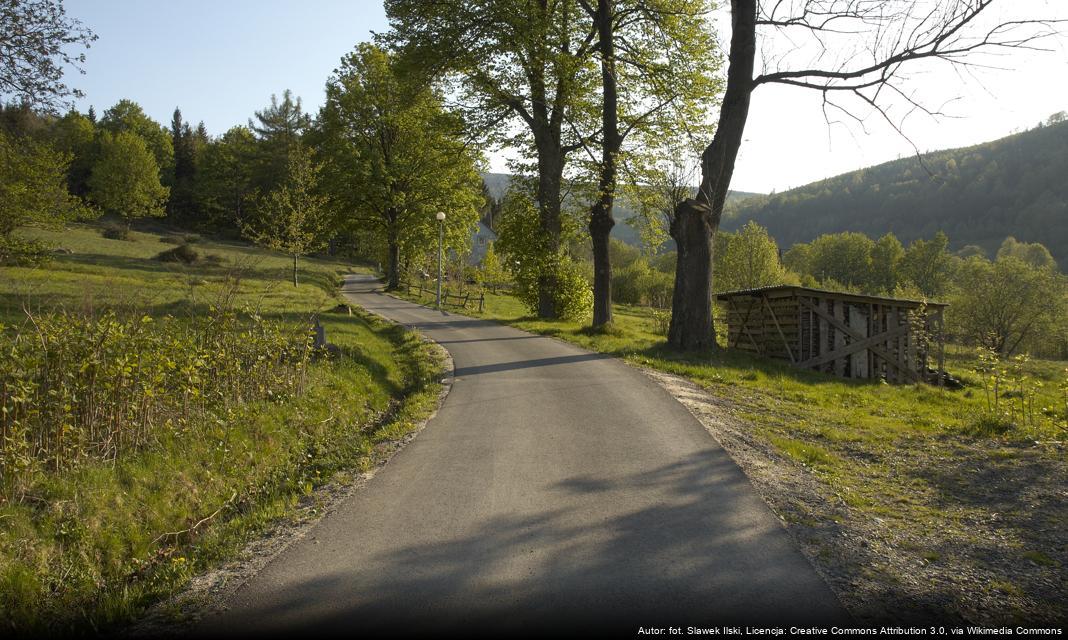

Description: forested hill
[483,172,762,246]
[722,117,1068,266]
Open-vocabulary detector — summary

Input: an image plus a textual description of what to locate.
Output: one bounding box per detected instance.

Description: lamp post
[435,211,446,309]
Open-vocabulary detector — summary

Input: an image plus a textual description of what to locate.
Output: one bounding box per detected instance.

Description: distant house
[468,220,497,265]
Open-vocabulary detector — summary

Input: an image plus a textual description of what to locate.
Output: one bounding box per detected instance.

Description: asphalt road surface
[196,274,846,636]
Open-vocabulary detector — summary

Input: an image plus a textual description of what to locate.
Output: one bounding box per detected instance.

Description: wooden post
[849,304,869,379]
[833,300,846,377]
[479,293,485,313]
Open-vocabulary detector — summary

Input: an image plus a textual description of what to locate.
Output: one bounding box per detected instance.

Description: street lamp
[435,211,446,309]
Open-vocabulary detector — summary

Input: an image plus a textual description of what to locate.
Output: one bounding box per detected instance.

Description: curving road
[197,274,846,636]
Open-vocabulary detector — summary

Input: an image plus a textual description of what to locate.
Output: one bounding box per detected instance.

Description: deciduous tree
[667,0,1060,350]
[315,44,482,290]
[88,130,168,231]
[242,145,329,287]
[0,0,96,110]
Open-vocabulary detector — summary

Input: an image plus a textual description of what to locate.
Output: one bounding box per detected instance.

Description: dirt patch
[641,366,1067,626]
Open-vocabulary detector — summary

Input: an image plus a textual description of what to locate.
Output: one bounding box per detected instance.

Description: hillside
[482,172,762,246]
[723,118,1068,266]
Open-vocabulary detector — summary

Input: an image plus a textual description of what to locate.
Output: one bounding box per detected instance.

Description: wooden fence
[401,281,485,312]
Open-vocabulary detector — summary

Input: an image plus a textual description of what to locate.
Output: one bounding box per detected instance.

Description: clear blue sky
[65,0,389,136]
[63,1,1068,193]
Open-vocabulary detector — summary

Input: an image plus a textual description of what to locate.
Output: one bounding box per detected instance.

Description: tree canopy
[315,43,483,289]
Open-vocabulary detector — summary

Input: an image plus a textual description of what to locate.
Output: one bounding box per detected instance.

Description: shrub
[0,236,53,267]
[155,243,199,264]
[513,256,593,322]
[100,224,129,241]
[182,234,201,244]
[0,309,313,499]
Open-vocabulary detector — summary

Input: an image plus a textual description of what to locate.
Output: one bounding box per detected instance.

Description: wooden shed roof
[714,284,948,308]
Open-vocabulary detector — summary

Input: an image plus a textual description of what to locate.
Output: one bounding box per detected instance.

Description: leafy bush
[0,309,313,499]
[512,256,592,322]
[0,236,53,267]
[155,243,199,264]
[100,224,129,241]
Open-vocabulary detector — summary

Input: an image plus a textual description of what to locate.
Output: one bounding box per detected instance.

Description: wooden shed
[716,285,947,384]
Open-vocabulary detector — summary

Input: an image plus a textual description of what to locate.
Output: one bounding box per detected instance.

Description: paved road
[198,274,846,636]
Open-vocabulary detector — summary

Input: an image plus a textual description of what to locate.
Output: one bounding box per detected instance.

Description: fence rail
[401,281,485,312]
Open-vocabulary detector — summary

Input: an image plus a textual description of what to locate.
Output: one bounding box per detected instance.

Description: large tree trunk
[386,238,400,290]
[535,138,564,319]
[668,0,756,350]
[589,0,619,328]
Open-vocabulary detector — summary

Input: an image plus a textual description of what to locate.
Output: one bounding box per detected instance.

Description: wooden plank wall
[725,290,937,383]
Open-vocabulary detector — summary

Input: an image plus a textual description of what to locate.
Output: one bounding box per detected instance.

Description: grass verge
[0,225,445,634]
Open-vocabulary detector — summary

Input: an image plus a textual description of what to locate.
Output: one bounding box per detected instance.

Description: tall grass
[0,305,313,500]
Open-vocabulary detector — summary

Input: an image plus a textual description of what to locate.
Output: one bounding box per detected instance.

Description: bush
[100,224,129,241]
[0,309,313,499]
[0,236,53,267]
[155,243,199,264]
[513,256,593,322]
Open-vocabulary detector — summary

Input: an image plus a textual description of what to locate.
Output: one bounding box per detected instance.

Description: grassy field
[399,284,1068,623]
[0,225,445,634]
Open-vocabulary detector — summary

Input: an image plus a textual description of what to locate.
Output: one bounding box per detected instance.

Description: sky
[62,0,1068,195]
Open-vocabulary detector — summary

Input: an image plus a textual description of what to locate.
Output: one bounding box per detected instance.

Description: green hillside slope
[723,118,1068,266]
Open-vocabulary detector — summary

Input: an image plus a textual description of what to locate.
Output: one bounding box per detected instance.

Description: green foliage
[477,242,509,292]
[248,90,310,193]
[0,0,96,110]
[997,236,1057,270]
[98,100,174,179]
[196,125,257,229]
[612,257,673,307]
[0,308,313,499]
[0,235,52,267]
[88,131,169,226]
[725,120,1068,267]
[949,255,1065,356]
[242,145,329,286]
[900,231,952,297]
[496,190,592,321]
[315,43,482,285]
[714,221,792,292]
[0,128,88,238]
[155,243,198,264]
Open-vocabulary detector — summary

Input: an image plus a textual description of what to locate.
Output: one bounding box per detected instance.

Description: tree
[98,99,174,182]
[88,131,168,231]
[48,108,95,196]
[249,90,310,194]
[242,145,329,287]
[168,107,202,225]
[478,242,508,293]
[870,233,905,294]
[950,255,1065,355]
[666,0,1059,350]
[495,188,593,321]
[198,125,256,229]
[714,221,788,291]
[0,0,96,110]
[579,0,720,327]
[0,128,86,239]
[996,236,1057,270]
[386,0,598,318]
[900,231,952,297]
[315,43,482,290]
